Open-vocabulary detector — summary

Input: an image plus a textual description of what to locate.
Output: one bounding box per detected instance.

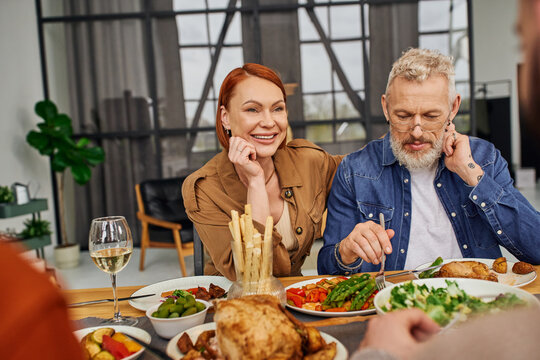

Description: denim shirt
[318,133,540,275]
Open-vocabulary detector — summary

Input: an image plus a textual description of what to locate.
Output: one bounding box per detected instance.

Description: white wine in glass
[89,216,137,325]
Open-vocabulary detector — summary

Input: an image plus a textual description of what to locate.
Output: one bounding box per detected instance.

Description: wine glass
[89,216,137,325]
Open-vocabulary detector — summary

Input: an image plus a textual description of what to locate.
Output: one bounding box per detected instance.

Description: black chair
[135,177,194,276]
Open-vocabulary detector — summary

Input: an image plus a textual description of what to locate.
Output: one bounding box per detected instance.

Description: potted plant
[26,100,105,268]
[0,186,15,204]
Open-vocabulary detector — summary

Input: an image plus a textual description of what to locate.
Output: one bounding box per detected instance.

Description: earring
[385,119,390,124]
[226,129,232,136]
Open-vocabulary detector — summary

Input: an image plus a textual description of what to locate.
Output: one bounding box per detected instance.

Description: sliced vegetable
[91,328,115,345]
[418,256,443,279]
[102,335,130,359]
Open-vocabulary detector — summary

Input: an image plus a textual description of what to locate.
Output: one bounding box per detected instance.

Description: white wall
[472,0,522,168]
[0,1,57,243]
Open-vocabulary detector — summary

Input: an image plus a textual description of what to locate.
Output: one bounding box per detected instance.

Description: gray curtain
[369,2,419,118]
[63,0,186,247]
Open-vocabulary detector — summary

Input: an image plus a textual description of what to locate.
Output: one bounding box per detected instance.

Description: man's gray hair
[385,48,457,107]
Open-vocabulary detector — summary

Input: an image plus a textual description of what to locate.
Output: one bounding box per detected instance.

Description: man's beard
[390,132,444,170]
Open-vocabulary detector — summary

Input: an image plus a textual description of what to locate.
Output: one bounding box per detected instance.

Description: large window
[37,0,473,246]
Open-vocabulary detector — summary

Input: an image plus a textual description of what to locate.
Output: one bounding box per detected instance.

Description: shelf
[0,199,48,218]
[7,235,52,251]
[20,235,52,251]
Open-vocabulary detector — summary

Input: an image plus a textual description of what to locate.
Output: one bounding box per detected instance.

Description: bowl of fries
[227,205,286,304]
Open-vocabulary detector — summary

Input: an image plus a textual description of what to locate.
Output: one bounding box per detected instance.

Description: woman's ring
[453,132,457,141]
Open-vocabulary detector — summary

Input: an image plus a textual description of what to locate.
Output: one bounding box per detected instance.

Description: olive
[157,307,170,318]
[195,301,205,312]
[171,304,184,314]
[168,312,180,318]
[185,295,196,308]
[152,311,159,317]
[181,307,197,317]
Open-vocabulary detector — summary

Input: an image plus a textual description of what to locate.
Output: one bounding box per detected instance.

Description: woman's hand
[228,136,265,186]
[338,221,395,265]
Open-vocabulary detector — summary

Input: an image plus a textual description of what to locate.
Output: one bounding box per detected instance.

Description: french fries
[228,205,274,296]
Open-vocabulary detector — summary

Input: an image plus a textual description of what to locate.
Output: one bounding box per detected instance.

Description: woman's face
[221,76,288,159]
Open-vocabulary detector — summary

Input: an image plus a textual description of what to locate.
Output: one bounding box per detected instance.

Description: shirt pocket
[357,202,394,226]
[308,188,326,225]
[462,200,498,250]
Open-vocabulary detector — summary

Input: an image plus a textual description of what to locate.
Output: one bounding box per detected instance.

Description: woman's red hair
[215,63,287,149]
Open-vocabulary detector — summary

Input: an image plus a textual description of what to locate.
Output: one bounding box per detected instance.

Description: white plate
[74,325,150,360]
[129,276,232,311]
[166,322,348,360]
[414,258,537,287]
[374,278,540,315]
[284,277,386,317]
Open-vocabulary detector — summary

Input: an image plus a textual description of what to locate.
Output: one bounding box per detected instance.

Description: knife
[68,293,155,307]
[384,264,444,279]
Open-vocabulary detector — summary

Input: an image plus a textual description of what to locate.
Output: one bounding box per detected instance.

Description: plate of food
[414,257,537,287]
[284,274,388,317]
[129,276,232,311]
[166,322,348,360]
[374,278,540,327]
[74,325,150,360]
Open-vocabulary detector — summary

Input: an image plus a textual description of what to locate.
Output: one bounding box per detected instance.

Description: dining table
[65,267,540,359]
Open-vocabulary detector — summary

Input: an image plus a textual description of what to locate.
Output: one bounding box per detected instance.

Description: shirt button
[404,179,409,184]
[451,212,456,217]
[285,189,293,198]
[480,202,486,208]
[400,249,405,254]
[472,195,478,200]
[497,230,502,235]
[463,244,468,249]
[295,227,303,235]
[437,183,442,188]
[404,212,409,217]
[368,213,373,218]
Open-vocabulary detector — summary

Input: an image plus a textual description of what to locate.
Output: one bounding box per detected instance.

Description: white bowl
[74,325,150,360]
[374,278,540,315]
[145,299,210,339]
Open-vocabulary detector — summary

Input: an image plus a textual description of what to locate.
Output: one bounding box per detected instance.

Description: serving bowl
[74,325,150,360]
[146,299,210,339]
[374,278,540,316]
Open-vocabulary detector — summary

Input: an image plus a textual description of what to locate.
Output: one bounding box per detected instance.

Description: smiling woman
[182,64,343,280]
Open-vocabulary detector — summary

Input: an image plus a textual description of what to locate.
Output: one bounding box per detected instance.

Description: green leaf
[26,131,51,152]
[80,146,105,165]
[71,163,92,185]
[52,114,73,137]
[76,138,90,148]
[34,100,58,122]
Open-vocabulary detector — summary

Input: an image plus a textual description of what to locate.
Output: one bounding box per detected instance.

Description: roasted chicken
[437,261,498,282]
[214,295,304,360]
[212,295,336,360]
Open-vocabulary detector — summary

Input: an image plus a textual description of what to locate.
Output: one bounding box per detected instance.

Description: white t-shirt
[404,165,462,269]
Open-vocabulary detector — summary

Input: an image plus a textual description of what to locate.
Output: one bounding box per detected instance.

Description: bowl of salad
[374,278,540,326]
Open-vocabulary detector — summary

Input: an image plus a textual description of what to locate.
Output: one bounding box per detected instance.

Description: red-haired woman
[182,63,342,280]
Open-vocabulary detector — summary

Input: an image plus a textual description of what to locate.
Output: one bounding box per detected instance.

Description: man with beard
[318,48,540,274]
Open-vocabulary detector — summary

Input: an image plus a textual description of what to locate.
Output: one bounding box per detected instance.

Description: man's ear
[449,94,462,121]
[381,94,390,123]
[220,105,231,131]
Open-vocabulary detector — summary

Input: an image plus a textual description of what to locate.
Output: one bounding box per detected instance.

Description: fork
[375,213,386,290]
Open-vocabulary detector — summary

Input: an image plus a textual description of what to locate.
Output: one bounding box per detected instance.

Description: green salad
[382,280,527,326]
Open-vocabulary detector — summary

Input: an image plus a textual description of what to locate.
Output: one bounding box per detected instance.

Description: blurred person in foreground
[318,47,540,275]
[352,2,540,359]
[182,63,342,280]
[0,242,83,360]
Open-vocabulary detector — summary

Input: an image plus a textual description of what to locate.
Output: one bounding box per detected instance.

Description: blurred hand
[228,136,264,185]
[338,221,395,265]
[359,309,440,360]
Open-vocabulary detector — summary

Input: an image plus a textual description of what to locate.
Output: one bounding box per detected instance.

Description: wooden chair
[135,177,194,277]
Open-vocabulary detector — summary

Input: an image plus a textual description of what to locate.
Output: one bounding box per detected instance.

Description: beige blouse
[274,203,298,255]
